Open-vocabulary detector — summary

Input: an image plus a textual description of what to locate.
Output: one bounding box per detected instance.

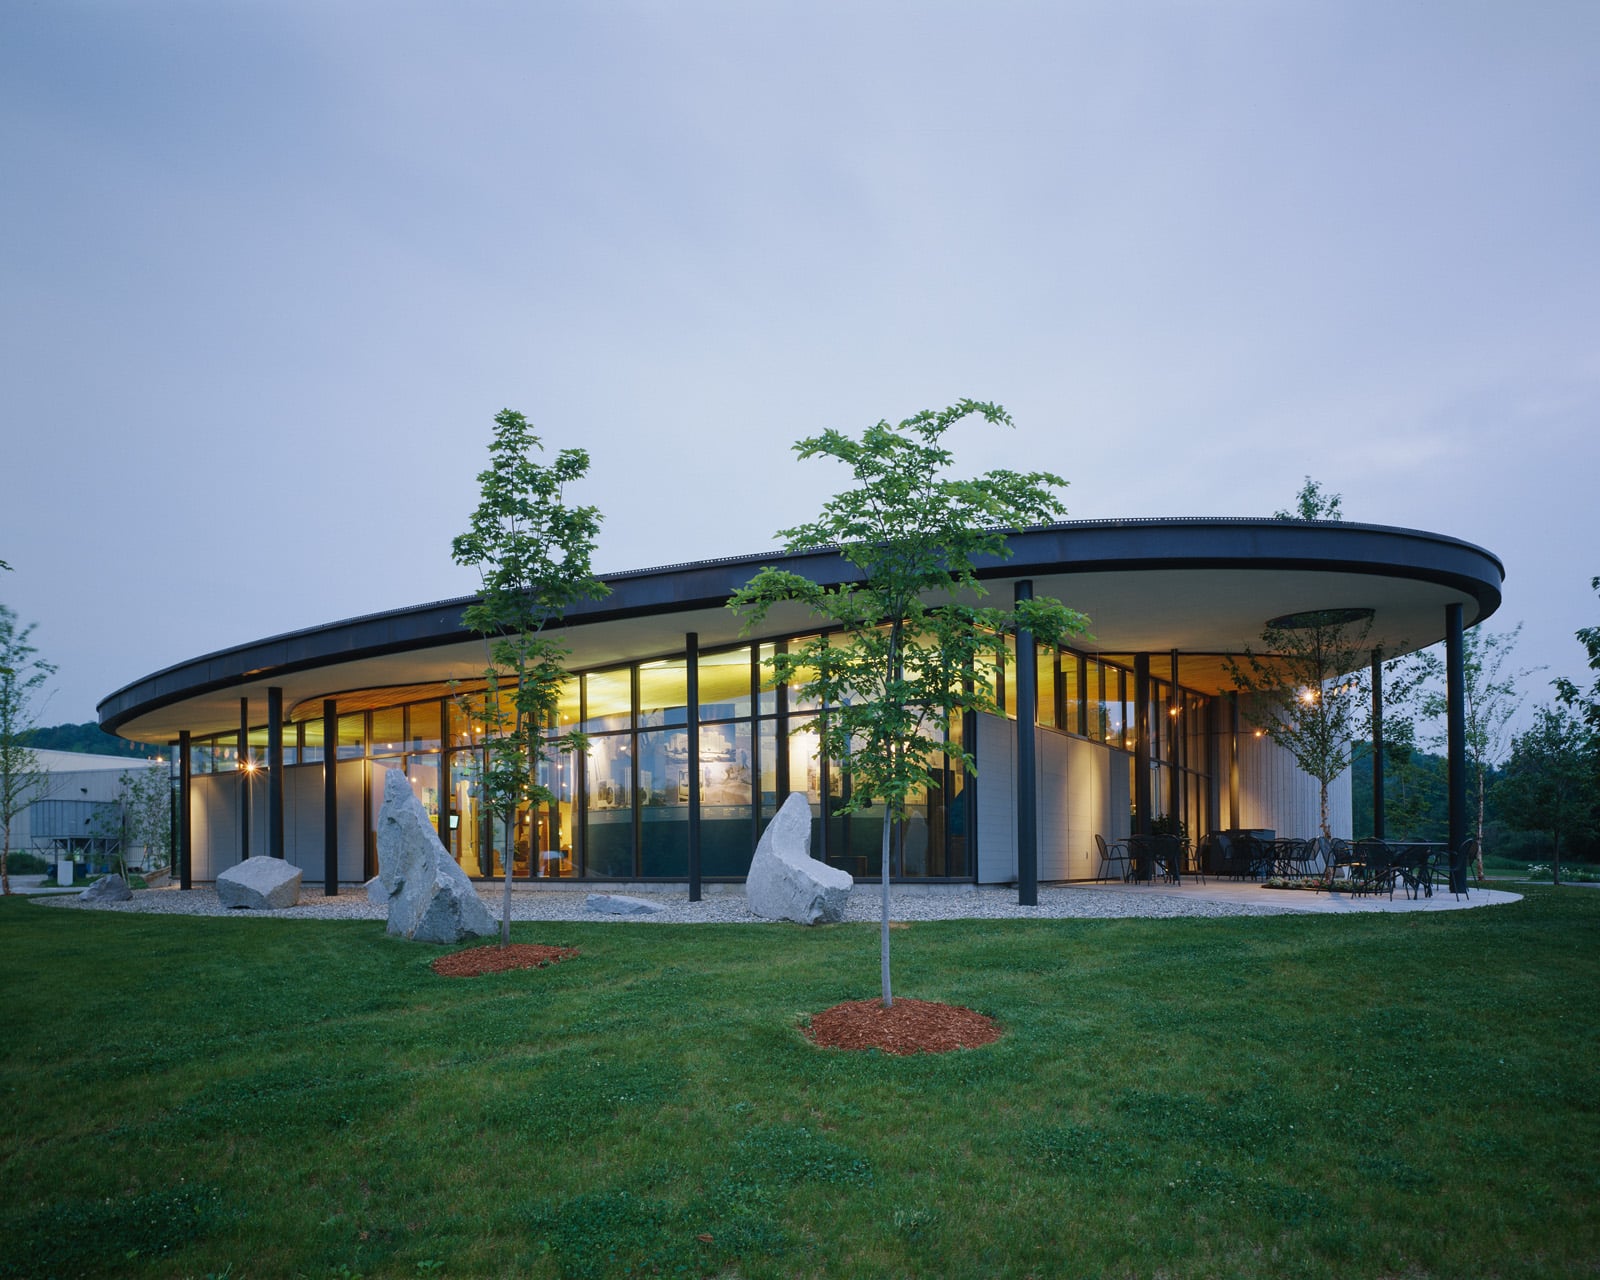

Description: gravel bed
[34,882,1298,923]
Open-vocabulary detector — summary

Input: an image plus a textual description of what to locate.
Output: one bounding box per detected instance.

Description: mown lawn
[1,886,1596,1279]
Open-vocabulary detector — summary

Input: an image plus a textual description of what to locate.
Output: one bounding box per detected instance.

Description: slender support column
[1014,582,1038,905]
[178,730,192,890]
[686,632,702,901]
[1134,654,1152,835]
[1228,692,1241,830]
[1446,604,1469,894]
[1370,649,1385,840]
[267,687,284,858]
[323,699,339,896]
[238,698,251,862]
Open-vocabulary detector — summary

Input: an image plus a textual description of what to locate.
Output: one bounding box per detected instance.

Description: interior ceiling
[112,564,1484,743]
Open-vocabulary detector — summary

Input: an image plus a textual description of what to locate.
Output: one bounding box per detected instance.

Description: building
[96,518,1503,897]
[4,750,167,876]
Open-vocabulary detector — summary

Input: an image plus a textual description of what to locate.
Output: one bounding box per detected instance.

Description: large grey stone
[745,792,852,925]
[216,856,302,910]
[585,893,665,916]
[80,873,132,903]
[374,768,496,944]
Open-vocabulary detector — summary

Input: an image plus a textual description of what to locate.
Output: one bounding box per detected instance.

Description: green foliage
[1274,475,1343,521]
[119,764,172,871]
[1,603,57,895]
[1225,613,1378,838]
[1496,704,1598,882]
[451,409,607,942]
[730,400,1089,1003]
[19,721,164,759]
[1350,728,1449,841]
[1554,574,1600,734]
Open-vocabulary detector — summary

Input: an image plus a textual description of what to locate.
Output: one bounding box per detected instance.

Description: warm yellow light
[1169,707,1179,717]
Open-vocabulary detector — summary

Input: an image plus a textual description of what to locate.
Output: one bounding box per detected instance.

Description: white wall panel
[976,713,1016,884]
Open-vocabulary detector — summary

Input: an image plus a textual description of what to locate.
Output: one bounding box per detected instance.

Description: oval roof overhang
[98,517,1503,744]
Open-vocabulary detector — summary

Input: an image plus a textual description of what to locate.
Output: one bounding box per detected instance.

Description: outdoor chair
[1094,833,1130,883]
[1352,838,1399,899]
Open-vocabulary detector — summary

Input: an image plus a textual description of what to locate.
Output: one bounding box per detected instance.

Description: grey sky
[3,1,1596,731]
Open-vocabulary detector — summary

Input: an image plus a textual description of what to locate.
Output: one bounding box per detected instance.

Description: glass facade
[183,630,1215,884]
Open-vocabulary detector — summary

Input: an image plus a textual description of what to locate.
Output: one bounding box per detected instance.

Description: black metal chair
[1352,838,1399,899]
[1094,833,1130,883]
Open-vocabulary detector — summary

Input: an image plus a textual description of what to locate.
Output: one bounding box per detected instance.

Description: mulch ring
[431,943,579,978]
[804,998,1002,1055]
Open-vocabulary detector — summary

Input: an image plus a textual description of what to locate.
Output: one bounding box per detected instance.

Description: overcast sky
[2,1,1596,735]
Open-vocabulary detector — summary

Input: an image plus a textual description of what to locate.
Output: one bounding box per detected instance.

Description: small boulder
[217,856,302,910]
[79,873,132,904]
[745,792,852,925]
[375,768,496,944]
[585,893,665,916]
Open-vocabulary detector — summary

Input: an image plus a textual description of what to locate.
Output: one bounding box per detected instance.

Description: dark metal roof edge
[98,517,1504,732]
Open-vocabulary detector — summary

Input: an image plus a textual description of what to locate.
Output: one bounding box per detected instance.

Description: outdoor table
[1389,842,1446,898]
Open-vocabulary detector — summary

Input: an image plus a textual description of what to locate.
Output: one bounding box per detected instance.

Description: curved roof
[99,517,1503,743]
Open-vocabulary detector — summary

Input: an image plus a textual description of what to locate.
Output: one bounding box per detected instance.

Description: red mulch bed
[804,998,1002,1055]
[430,943,578,978]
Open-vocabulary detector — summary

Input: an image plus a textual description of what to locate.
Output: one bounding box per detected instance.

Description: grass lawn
[1,888,1596,1279]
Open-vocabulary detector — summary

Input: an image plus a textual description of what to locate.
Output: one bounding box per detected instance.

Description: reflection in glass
[337,713,365,760]
[584,668,632,733]
[585,733,633,877]
[371,707,403,756]
[698,647,751,721]
[638,659,687,727]
[408,701,442,753]
[699,721,753,875]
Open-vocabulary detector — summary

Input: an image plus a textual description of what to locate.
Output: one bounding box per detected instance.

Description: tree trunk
[502,804,513,948]
[1319,782,1330,840]
[1,817,10,895]
[1474,762,1487,881]
[880,804,893,1008]
[1553,831,1563,887]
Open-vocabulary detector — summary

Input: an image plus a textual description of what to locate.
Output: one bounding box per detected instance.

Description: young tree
[1224,610,1381,841]
[730,400,1089,1007]
[1554,575,1600,734]
[1274,476,1343,521]
[452,409,608,946]
[1415,624,1542,879]
[1496,705,1597,885]
[120,764,173,874]
[1,604,57,895]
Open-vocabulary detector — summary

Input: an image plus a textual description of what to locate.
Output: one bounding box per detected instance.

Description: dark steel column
[1446,604,1469,894]
[267,686,284,858]
[686,632,702,902]
[323,699,338,896]
[1134,654,1152,835]
[238,698,251,861]
[178,730,192,890]
[1015,581,1038,905]
[1370,649,1385,840]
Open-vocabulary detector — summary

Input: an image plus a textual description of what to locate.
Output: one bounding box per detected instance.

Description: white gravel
[33,881,1300,923]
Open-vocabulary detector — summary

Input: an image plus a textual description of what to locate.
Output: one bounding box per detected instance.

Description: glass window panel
[787,637,823,713]
[447,749,490,876]
[407,701,442,753]
[585,733,634,877]
[700,721,754,876]
[300,717,325,764]
[1062,653,1083,736]
[757,718,778,822]
[698,646,752,721]
[1036,645,1057,728]
[554,676,581,732]
[757,643,778,716]
[337,713,365,760]
[214,733,238,773]
[639,659,688,727]
[584,668,632,733]
[406,754,441,823]
[371,707,404,756]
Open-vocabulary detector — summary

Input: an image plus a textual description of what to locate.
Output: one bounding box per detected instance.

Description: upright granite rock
[79,873,132,904]
[745,792,852,925]
[217,856,302,910]
[375,768,496,944]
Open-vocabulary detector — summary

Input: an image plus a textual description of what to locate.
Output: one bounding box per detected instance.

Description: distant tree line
[21,722,165,760]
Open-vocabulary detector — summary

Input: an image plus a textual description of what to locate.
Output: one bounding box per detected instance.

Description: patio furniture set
[1093,830,1477,899]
